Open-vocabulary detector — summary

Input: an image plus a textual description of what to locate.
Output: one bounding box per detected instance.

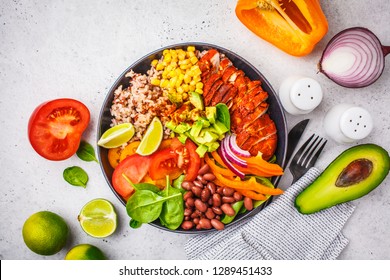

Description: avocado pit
[336,159,373,187]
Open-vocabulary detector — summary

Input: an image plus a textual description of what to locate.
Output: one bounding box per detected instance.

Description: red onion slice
[318,27,389,88]
[228,134,251,158]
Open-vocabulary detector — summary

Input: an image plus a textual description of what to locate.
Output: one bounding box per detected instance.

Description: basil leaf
[129,219,142,229]
[63,166,89,188]
[216,103,230,130]
[76,141,99,163]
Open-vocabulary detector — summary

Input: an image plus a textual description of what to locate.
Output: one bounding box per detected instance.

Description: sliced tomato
[28,99,90,161]
[148,148,182,180]
[150,138,200,181]
[183,139,201,181]
[112,154,152,200]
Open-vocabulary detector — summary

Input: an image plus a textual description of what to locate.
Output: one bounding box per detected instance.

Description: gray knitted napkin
[185,168,356,260]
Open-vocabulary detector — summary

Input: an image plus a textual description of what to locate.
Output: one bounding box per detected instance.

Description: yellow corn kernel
[180,64,190,70]
[189,85,196,92]
[163,49,169,56]
[183,74,191,84]
[190,56,198,64]
[162,69,168,79]
[177,86,184,94]
[151,78,160,86]
[169,77,178,88]
[169,70,176,78]
[182,84,189,92]
[175,68,182,76]
[151,59,158,67]
[196,82,203,89]
[182,93,188,100]
[178,52,186,61]
[190,80,197,86]
[170,49,178,58]
[168,87,176,94]
[187,46,195,52]
[195,88,203,94]
[163,53,171,62]
[193,67,202,76]
[170,60,178,67]
[187,70,194,77]
[179,59,190,65]
[160,79,169,88]
[156,63,164,71]
[193,75,201,82]
[166,65,173,72]
[175,79,183,88]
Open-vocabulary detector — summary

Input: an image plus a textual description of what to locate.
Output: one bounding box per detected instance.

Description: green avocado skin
[295,144,390,214]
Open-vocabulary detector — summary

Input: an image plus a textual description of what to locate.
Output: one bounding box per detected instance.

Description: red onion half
[318,27,389,88]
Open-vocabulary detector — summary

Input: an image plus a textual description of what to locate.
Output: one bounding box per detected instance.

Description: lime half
[136,117,163,156]
[98,123,135,148]
[65,244,106,260]
[78,199,117,238]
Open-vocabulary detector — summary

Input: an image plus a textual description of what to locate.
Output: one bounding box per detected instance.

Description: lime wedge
[98,123,135,148]
[78,198,117,238]
[136,117,163,156]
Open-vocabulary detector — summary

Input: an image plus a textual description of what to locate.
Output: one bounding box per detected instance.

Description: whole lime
[65,244,106,260]
[22,211,69,255]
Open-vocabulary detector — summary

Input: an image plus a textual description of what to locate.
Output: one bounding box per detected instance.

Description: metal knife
[273,119,310,187]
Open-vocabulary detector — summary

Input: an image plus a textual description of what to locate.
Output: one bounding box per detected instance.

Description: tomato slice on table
[112,153,152,200]
[28,98,90,161]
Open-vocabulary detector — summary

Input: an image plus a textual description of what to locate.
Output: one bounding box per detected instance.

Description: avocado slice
[295,144,390,214]
[189,91,204,110]
[205,106,217,124]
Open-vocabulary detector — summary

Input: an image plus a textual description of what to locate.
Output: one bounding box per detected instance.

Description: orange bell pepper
[235,0,328,56]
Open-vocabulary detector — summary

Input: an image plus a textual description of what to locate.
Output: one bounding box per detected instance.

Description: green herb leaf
[76,141,99,163]
[125,190,180,224]
[63,166,89,188]
[159,176,184,230]
[129,219,142,229]
[172,174,186,194]
[216,103,230,131]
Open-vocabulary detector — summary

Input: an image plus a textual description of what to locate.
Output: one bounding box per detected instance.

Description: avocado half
[295,144,390,214]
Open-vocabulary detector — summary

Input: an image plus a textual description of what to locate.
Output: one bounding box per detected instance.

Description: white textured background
[1,0,389,259]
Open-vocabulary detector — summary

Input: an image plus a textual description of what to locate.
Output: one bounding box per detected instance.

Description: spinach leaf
[129,219,142,229]
[159,177,184,230]
[172,174,186,194]
[133,182,160,193]
[126,190,181,224]
[76,141,99,163]
[63,166,89,188]
[216,103,230,130]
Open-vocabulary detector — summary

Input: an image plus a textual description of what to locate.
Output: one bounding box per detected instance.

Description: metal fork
[289,134,327,183]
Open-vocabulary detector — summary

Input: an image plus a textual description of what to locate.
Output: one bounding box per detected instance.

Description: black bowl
[97,42,287,233]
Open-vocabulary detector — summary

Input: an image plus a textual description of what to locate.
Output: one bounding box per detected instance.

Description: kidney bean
[206,182,216,194]
[216,187,224,195]
[205,208,216,219]
[184,216,190,221]
[198,164,210,175]
[193,218,199,225]
[244,197,253,211]
[191,186,202,197]
[203,173,216,181]
[211,219,225,230]
[208,197,213,206]
[212,206,223,215]
[233,192,243,201]
[199,218,212,229]
[222,196,235,204]
[183,191,193,201]
[184,208,192,216]
[197,175,207,184]
[195,199,207,212]
[196,224,202,230]
[212,193,222,207]
[191,212,199,219]
[201,188,211,202]
[221,203,235,216]
[181,181,194,191]
[193,180,203,188]
[215,215,221,220]
[186,197,195,207]
[222,187,235,197]
[181,221,194,230]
